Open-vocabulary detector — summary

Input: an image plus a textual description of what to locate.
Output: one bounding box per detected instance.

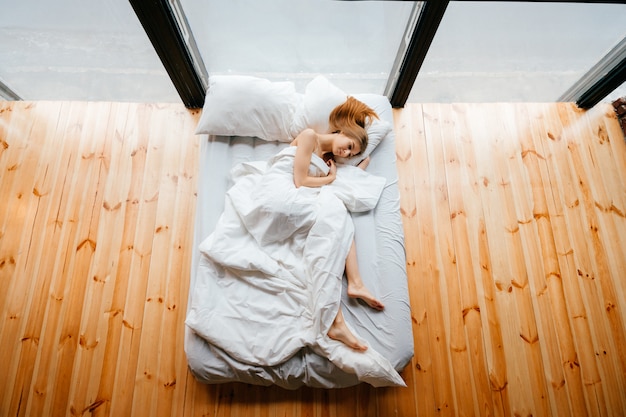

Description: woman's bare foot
[347,283,385,310]
[328,309,368,351]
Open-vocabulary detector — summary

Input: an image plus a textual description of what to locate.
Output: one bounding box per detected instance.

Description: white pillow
[194,75,301,142]
[289,75,348,136]
[193,75,393,162]
[290,76,392,166]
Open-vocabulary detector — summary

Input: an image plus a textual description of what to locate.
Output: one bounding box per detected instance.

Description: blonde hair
[328,96,379,155]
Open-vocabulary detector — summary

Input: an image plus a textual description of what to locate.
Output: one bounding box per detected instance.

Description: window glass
[2,1,625,104]
[0,0,178,101]
[180,0,415,94]
[409,2,626,103]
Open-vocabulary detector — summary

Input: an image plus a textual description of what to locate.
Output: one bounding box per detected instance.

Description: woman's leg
[345,239,384,310]
[328,307,367,351]
[328,240,383,350]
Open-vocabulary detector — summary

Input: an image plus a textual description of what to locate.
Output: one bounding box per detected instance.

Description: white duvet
[185,147,405,387]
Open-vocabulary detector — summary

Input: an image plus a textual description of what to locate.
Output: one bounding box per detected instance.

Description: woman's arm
[292,129,336,188]
[357,156,370,170]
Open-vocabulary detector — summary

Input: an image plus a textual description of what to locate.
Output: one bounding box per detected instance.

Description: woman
[290,96,384,351]
[187,95,405,385]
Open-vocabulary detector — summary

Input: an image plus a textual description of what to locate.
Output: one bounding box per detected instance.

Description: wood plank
[449,103,510,417]
[424,103,476,416]
[48,101,111,416]
[164,106,201,416]
[528,102,603,417]
[600,106,626,333]
[92,102,145,417]
[20,102,90,417]
[513,103,575,416]
[1,101,625,417]
[498,103,553,417]
[557,104,626,415]
[1,102,68,415]
[354,383,376,417]
[0,102,39,317]
[170,107,202,417]
[64,102,131,416]
[466,103,536,416]
[14,101,72,416]
[21,101,76,417]
[390,106,420,415]
[568,105,626,283]
[393,104,436,417]
[131,103,183,415]
[448,103,502,416]
[602,107,626,193]
[109,103,169,416]
[420,104,457,416]
[0,101,13,166]
[0,102,34,410]
[3,102,64,416]
[183,373,219,417]
[574,104,626,416]
[0,102,26,222]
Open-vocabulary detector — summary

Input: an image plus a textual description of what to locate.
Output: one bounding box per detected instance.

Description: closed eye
[350,142,360,156]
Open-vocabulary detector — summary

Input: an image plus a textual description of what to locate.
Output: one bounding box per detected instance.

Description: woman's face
[333,133,361,158]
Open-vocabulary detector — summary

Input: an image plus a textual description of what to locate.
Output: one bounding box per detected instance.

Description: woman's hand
[357,156,370,170]
[326,159,337,182]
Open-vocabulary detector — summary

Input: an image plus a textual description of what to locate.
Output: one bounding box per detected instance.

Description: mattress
[185,93,413,389]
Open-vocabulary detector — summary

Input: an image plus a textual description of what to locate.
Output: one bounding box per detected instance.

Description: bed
[184,76,414,389]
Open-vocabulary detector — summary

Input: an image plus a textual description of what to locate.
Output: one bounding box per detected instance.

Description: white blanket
[185,147,405,387]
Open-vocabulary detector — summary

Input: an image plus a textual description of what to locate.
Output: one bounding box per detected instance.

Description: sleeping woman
[186,95,397,379]
[290,96,385,351]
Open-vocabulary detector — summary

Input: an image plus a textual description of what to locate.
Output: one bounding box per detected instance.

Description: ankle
[333,315,345,326]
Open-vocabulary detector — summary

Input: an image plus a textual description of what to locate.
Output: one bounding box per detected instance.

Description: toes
[347,340,368,351]
[349,290,385,310]
[328,326,368,352]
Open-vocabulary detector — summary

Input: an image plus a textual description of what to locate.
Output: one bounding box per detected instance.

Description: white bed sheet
[185,94,413,389]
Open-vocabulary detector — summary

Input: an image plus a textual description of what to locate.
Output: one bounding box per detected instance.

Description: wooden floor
[0,101,624,417]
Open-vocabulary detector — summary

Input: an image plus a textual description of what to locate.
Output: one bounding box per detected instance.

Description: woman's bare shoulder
[291,128,316,147]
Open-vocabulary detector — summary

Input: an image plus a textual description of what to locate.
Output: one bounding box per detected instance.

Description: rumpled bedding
[185,147,405,387]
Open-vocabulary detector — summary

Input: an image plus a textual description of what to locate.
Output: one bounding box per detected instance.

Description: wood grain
[0,101,625,416]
